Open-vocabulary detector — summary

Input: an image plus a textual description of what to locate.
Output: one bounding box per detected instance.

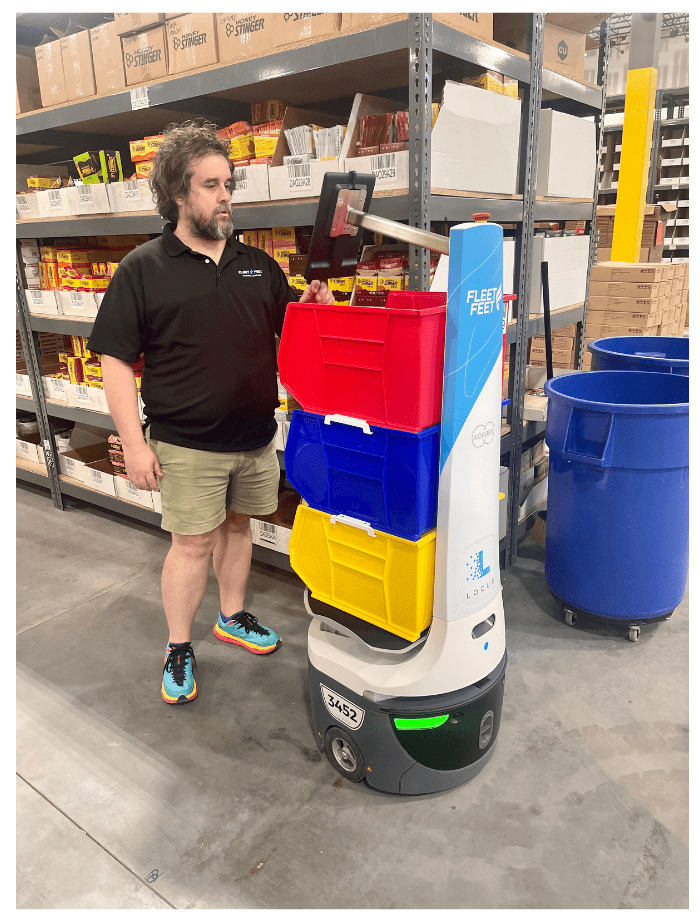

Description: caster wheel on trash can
[628,626,640,642]
[564,609,578,627]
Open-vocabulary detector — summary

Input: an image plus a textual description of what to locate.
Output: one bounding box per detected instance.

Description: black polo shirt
[87,223,296,452]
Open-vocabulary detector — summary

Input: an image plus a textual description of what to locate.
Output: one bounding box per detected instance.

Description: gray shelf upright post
[407,13,432,292]
[15,249,64,510]
[574,18,610,371]
[505,13,544,568]
[647,86,665,203]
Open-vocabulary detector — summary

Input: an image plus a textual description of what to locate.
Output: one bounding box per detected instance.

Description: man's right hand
[124,443,164,491]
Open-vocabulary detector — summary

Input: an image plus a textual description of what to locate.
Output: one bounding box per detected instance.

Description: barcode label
[259,521,278,545]
[369,153,397,181]
[123,179,140,200]
[31,291,44,305]
[130,87,149,110]
[50,378,66,397]
[16,195,30,212]
[16,374,24,388]
[48,189,63,207]
[287,163,311,189]
[70,291,84,307]
[126,481,140,496]
[19,441,28,453]
[78,186,94,203]
[76,385,90,402]
[91,469,103,484]
[233,168,248,191]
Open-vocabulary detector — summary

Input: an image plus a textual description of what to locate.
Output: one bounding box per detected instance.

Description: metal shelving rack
[17,13,609,568]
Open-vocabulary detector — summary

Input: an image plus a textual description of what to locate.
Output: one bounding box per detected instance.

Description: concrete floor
[16,483,689,909]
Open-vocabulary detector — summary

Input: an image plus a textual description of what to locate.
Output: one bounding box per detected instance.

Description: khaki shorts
[146,428,280,535]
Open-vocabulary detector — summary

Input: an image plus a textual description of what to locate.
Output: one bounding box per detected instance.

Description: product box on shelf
[16,53,42,114]
[267,105,342,200]
[341,83,521,195]
[67,183,112,215]
[216,13,275,64]
[16,193,42,220]
[83,459,118,496]
[273,13,343,50]
[107,179,158,212]
[432,13,493,42]
[58,441,110,481]
[56,290,98,318]
[122,26,168,86]
[90,21,127,95]
[166,14,218,75]
[152,490,163,514]
[339,13,408,33]
[114,13,166,36]
[35,39,68,107]
[60,31,96,101]
[536,109,597,198]
[16,432,43,465]
[35,187,75,218]
[530,234,590,314]
[590,263,666,284]
[25,289,60,316]
[231,163,270,204]
[73,151,123,185]
[114,475,155,509]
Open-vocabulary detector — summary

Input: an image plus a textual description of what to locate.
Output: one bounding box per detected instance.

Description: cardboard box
[16,193,42,220]
[585,323,660,339]
[536,109,596,198]
[16,53,42,113]
[26,289,59,316]
[122,26,168,86]
[216,13,275,64]
[83,459,118,496]
[35,187,74,218]
[589,280,661,300]
[35,40,68,107]
[73,151,123,185]
[231,163,270,204]
[587,308,662,328]
[114,13,166,36]
[267,104,342,200]
[106,179,158,212]
[432,13,493,42]
[273,13,342,50]
[587,294,662,314]
[67,184,112,215]
[340,13,408,33]
[166,14,218,75]
[58,442,110,480]
[531,234,590,314]
[90,22,127,95]
[115,476,155,508]
[342,83,521,195]
[590,263,666,284]
[16,433,43,465]
[61,32,96,100]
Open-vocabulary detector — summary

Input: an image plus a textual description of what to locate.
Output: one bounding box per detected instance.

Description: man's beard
[187,207,234,241]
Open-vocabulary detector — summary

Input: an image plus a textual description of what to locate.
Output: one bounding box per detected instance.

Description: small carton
[432,13,493,42]
[273,13,342,50]
[590,262,666,284]
[216,13,274,64]
[107,179,158,212]
[73,151,123,185]
[231,163,270,204]
[84,458,118,496]
[166,13,218,75]
[60,31,96,101]
[35,40,68,107]
[122,26,168,86]
[90,22,127,95]
[16,433,43,465]
[26,289,59,316]
[58,442,110,480]
[16,53,42,114]
[36,187,74,218]
[115,476,155,509]
[114,13,166,36]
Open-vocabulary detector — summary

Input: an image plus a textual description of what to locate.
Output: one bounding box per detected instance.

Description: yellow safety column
[610,67,658,263]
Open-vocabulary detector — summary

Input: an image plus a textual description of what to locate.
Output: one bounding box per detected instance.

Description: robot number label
[320,684,365,730]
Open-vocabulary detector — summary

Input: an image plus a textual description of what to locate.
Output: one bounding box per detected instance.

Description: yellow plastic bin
[289,505,436,642]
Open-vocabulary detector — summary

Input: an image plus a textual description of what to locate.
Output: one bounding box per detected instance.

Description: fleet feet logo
[467,550,491,581]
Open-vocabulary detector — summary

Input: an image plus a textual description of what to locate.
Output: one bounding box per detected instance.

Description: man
[88,121,333,705]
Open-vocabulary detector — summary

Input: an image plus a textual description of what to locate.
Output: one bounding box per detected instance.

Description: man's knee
[222,511,252,534]
[171,527,220,558]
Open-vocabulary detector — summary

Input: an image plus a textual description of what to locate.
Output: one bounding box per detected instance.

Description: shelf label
[69,291,84,309]
[233,167,248,191]
[78,186,94,204]
[16,374,24,389]
[130,87,150,111]
[76,385,90,403]
[286,163,311,190]
[16,195,30,214]
[369,153,396,181]
[30,291,44,306]
[48,189,64,209]
[258,521,278,546]
[123,179,141,201]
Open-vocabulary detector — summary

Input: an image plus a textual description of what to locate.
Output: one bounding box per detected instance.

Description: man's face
[176,153,234,240]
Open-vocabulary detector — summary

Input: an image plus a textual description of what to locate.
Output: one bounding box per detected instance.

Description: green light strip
[393,714,449,730]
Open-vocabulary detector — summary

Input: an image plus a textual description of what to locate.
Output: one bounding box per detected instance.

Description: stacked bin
[278,291,448,642]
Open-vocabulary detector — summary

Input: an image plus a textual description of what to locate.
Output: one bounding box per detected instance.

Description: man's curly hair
[149,120,232,226]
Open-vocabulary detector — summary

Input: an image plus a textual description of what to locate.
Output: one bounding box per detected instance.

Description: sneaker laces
[164,643,196,687]
[231,611,270,637]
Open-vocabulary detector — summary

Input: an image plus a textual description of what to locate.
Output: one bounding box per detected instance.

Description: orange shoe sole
[213,623,280,654]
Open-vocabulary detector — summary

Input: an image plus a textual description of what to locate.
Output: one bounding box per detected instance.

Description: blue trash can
[544,371,689,625]
[284,410,440,541]
[588,336,689,376]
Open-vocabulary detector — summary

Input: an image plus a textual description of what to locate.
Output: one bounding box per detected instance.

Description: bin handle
[330,514,376,536]
[324,414,373,434]
[562,408,614,469]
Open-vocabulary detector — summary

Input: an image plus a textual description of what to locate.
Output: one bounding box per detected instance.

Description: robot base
[308,652,506,795]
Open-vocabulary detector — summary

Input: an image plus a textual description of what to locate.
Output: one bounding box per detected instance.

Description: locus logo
[467,550,490,581]
[558,39,568,61]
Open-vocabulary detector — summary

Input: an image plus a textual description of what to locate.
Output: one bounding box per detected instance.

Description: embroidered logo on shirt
[238,269,263,276]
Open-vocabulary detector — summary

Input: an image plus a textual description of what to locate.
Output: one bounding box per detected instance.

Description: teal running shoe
[161,642,198,704]
[213,610,281,654]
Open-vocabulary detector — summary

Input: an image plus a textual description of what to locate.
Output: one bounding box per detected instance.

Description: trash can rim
[543,370,689,413]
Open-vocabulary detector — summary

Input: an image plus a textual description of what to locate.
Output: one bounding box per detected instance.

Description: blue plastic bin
[588,336,689,376]
[544,371,689,622]
[284,410,440,541]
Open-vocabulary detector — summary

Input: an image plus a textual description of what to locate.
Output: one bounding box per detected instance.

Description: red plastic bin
[278,291,447,433]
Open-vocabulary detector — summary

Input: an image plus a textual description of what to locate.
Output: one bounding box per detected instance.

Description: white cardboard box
[519,474,548,520]
[20,242,40,264]
[107,179,158,213]
[56,290,97,317]
[531,234,590,314]
[342,83,521,195]
[42,375,69,402]
[87,386,110,414]
[115,476,155,509]
[268,157,340,201]
[16,193,42,220]
[16,437,41,464]
[152,490,162,514]
[26,289,59,315]
[58,442,110,480]
[16,372,33,397]
[84,460,118,496]
[67,183,112,215]
[251,518,292,556]
[536,109,597,199]
[231,164,270,204]
[36,187,75,217]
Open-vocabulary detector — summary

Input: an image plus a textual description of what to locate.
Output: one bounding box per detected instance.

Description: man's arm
[102,355,163,491]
